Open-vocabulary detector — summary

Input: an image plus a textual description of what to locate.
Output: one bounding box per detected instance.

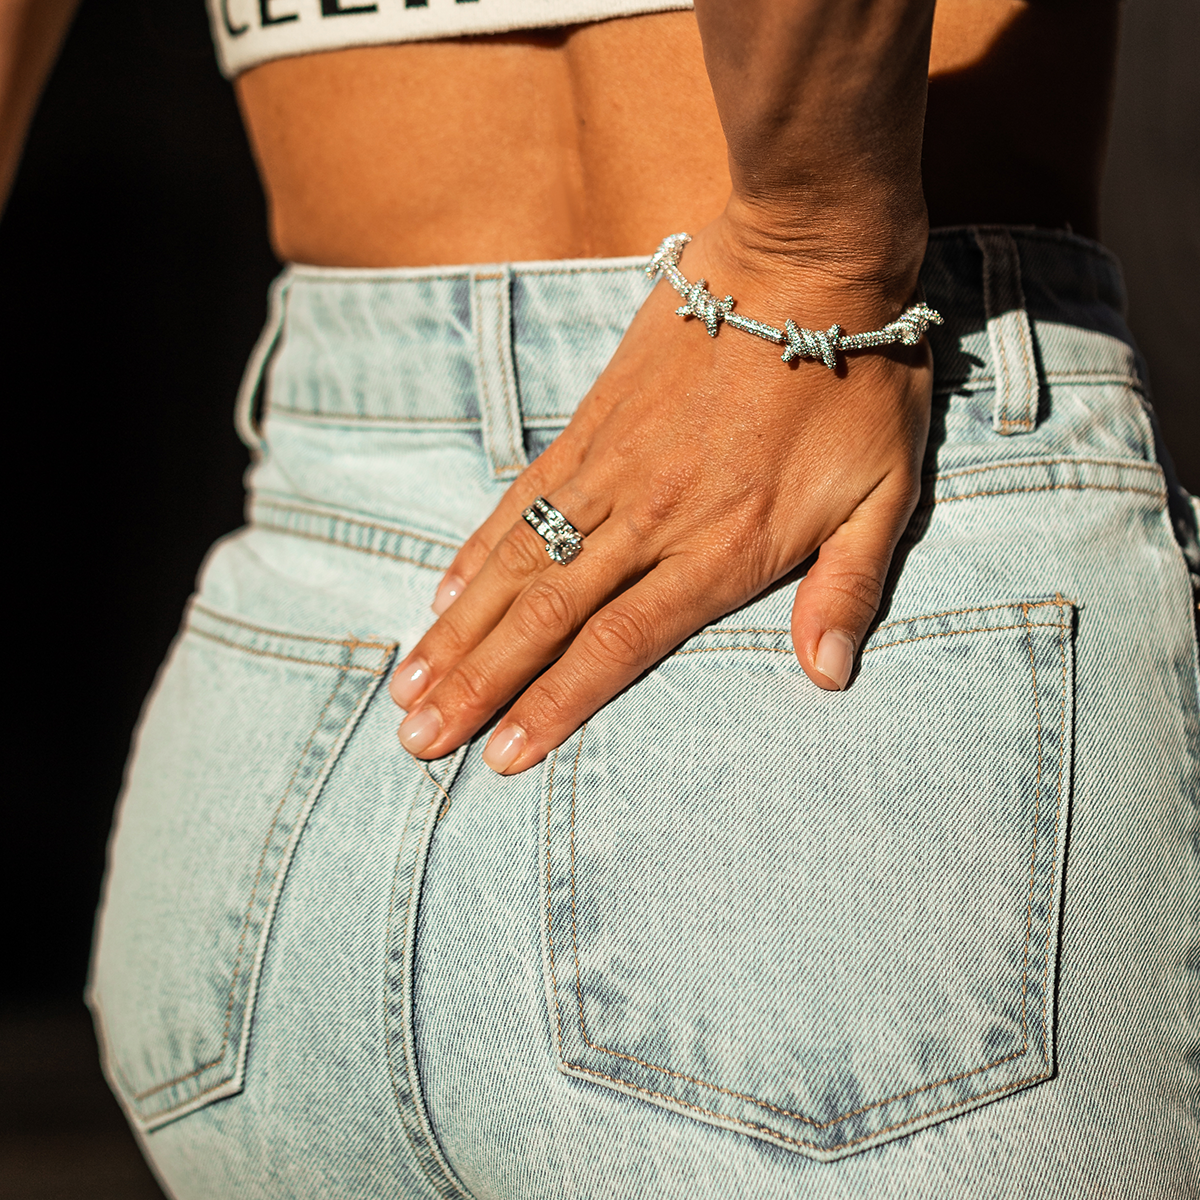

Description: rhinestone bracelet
[646,232,942,370]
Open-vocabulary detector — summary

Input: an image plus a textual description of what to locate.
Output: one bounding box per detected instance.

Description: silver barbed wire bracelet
[646,232,943,370]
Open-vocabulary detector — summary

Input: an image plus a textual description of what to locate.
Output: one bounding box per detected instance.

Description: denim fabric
[89,227,1200,1199]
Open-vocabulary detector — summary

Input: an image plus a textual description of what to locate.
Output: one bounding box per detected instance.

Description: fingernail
[483,724,526,774]
[390,657,431,708]
[432,574,465,616]
[815,630,856,690]
[398,706,443,755]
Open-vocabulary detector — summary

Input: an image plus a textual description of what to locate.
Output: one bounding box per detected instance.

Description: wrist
[647,224,941,376]
[687,198,930,338]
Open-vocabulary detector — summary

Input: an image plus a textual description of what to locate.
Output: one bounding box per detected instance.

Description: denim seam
[472,292,498,473]
[995,317,1037,434]
[873,597,1069,633]
[677,602,1065,645]
[191,602,392,648]
[931,456,1160,483]
[382,767,426,1116]
[185,628,392,676]
[932,482,1163,506]
[288,262,647,284]
[252,485,1163,581]
[490,276,525,476]
[268,406,482,425]
[977,228,1037,434]
[268,381,1144,422]
[383,749,478,1200]
[253,498,461,549]
[863,619,1068,654]
[117,609,395,1115]
[292,269,476,283]
[266,407,584,426]
[544,744,569,1057]
[252,500,460,572]
[933,373,1142,398]
[547,600,1069,1147]
[1037,608,1069,1053]
[671,619,1068,662]
[126,669,353,1104]
[251,523,451,573]
[1017,606,1048,1058]
[472,269,526,479]
[422,761,457,822]
[515,263,648,278]
[191,601,396,653]
[564,1061,1053,1154]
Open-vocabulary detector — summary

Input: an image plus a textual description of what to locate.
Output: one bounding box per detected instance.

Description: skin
[244,0,1117,776]
[235,0,1119,267]
[1,0,1122,775]
[0,0,79,213]
[380,0,943,773]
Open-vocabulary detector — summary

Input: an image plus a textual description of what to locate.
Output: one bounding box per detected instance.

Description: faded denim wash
[89,227,1200,1199]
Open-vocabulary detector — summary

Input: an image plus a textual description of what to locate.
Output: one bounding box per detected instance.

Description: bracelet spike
[646,232,943,369]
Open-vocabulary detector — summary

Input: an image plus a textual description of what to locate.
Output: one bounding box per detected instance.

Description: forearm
[693,0,935,289]
[0,0,79,214]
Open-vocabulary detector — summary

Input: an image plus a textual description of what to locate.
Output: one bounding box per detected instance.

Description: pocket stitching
[673,618,1068,665]
[187,627,391,675]
[253,498,462,551]
[546,598,1070,1149]
[124,669,354,1104]
[190,601,396,653]
[680,598,1070,658]
[934,482,1161,506]
[563,1060,1053,1153]
[117,610,396,1116]
[1033,604,1069,1057]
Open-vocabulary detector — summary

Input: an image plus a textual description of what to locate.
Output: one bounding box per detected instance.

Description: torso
[234,1,1119,268]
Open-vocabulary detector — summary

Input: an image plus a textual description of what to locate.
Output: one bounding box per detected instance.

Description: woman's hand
[388,214,933,773]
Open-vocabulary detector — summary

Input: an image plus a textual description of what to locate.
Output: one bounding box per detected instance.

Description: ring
[522,496,584,565]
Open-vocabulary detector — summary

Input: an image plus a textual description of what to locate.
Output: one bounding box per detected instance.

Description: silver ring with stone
[522,496,584,565]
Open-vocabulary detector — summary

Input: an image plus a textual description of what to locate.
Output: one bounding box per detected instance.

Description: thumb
[790,485,914,691]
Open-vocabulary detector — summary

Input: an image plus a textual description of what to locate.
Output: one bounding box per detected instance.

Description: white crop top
[207,0,694,78]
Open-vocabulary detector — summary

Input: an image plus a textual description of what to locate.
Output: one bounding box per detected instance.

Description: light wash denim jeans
[89,228,1200,1199]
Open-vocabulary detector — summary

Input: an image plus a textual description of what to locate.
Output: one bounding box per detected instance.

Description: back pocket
[541,597,1074,1160]
[90,602,396,1130]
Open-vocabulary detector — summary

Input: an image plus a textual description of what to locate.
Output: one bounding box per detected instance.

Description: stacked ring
[522,496,584,565]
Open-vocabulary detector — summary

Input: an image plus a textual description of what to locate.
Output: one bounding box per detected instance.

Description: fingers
[790,472,919,690]
[400,466,917,776]
[479,557,723,774]
[392,515,656,759]
[395,481,609,703]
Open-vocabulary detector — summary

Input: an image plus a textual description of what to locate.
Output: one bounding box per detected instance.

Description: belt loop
[234,271,291,460]
[973,227,1039,435]
[470,266,528,481]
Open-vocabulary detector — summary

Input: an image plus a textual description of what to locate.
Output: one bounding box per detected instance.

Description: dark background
[0,0,1195,1195]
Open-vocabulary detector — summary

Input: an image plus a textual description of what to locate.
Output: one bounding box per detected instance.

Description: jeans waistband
[237,226,1151,481]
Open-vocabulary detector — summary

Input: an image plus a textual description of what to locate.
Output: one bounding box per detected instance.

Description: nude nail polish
[815,630,855,690]
[483,724,526,774]
[398,706,442,755]
[390,657,431,708]
[432,574,465,616]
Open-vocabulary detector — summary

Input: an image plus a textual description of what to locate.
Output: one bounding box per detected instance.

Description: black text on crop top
[206,0,694,78]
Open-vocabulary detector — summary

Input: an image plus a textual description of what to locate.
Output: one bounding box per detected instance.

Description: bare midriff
[235,0,1119,269]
